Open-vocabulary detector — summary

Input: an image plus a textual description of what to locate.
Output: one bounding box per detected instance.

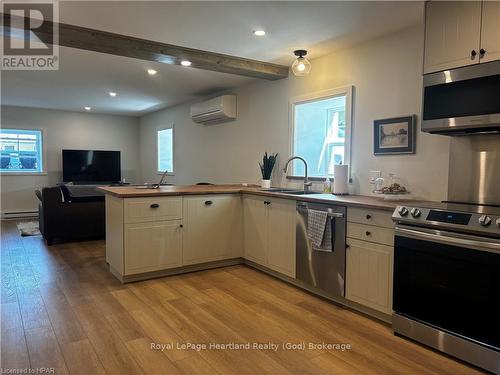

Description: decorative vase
[261,179,271,189]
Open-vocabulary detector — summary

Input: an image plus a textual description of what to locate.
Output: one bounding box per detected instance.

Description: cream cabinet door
[267,198,296,278]
[242,195,268,266]
[346,238,393,314]
[480,1,500,63]
[124,220,182,275]
[424,1,481,74]
[182,195,241,265]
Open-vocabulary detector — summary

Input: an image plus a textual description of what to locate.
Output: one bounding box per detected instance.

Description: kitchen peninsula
[100,184,426,322]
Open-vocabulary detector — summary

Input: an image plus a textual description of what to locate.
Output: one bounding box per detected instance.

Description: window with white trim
[290,87,352,178]
[0,129,43,173]
[157,127,173,173]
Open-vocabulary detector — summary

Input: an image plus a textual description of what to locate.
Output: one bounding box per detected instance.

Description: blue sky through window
[293,96,346,177]
[157,128,173,173]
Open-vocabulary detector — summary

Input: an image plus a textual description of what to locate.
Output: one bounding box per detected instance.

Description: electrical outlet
[369,170,381,185]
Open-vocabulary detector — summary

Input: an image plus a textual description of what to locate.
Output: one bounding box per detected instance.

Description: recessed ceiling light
[253,30,266,36]
[147,69,157,76]
[109,92,117,97]
[180,60,192,67]
[84,106,91,111]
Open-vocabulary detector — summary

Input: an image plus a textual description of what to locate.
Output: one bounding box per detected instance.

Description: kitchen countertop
[98,184,433,211]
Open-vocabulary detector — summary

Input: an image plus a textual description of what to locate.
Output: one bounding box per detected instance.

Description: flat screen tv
[62,149,121,183]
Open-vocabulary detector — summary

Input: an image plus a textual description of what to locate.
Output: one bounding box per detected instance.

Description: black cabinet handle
[264,201,271,205]
[480,48,486,56]
[346,244,350,249]
[365,231,371,236]
[471,50,477,58]
[150,204,160,208]
[204,200,213,206]
[179,224,183,228]
[366,214,372,220]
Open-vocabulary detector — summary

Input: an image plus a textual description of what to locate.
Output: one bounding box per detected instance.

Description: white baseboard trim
[1,211,38,220]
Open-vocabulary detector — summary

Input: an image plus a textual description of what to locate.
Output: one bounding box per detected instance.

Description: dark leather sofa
[36,186,105,245]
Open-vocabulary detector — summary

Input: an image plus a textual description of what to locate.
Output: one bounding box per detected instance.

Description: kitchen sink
[261,188,293,192]
[260,188,321,195]
[283,191,322,195]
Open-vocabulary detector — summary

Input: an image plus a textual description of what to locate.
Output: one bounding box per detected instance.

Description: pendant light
[291,49,311,76]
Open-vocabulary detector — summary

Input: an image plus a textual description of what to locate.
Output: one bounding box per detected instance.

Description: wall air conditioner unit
[190,95,237,125]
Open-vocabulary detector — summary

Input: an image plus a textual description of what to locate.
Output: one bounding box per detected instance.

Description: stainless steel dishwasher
[296,201,346,299]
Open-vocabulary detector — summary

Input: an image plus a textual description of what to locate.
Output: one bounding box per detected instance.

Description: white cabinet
[124,220,182,275]
[106,194,242,281]
[346,238,393,315]
[267,198,296,277]
[424,1,500,74]
[182,195,242,265]
[242,195,268,265]
[480,1,500,63]
[243,195,296,278]
[346,207,394,314]
[424,1,481,74]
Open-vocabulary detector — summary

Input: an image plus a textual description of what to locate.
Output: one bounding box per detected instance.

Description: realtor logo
[1,1,59,70]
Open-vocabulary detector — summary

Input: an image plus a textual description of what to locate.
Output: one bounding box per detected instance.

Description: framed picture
[374,115,416,155]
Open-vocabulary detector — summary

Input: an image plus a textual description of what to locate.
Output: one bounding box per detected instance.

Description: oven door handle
[395,225,500,255]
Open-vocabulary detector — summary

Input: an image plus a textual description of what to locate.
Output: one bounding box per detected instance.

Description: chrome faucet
[283,156,312,192]
[157,169,169,187]
[135,170,169,189]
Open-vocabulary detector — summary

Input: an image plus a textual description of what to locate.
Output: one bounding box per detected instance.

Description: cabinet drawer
[347,223,394,246]
[347,207,393,228]
[124,197,182,223]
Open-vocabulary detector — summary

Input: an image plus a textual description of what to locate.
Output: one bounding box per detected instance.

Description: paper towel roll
[333,164,349,195]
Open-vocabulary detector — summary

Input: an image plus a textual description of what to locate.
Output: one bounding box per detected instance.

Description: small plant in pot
[259,152,278,189]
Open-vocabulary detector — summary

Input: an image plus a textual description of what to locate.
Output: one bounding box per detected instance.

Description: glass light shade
[291,56,311,76]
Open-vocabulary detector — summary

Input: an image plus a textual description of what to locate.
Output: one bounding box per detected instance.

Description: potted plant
[259,152,278,189]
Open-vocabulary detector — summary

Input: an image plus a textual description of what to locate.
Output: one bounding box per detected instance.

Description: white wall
[139,26,450,201]
[1,106,139,214]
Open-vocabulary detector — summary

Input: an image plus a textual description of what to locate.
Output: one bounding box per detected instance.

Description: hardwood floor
[0,220,485,375]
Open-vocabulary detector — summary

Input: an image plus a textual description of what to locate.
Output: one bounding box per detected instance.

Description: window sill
[286,175,353,183]
[0,172,47,176]
[286,175,329,182]
[156,172,175,176]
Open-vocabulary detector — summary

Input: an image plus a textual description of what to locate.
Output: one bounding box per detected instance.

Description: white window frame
[0,128,47,176]
[288,85,353,179]
[156,124,175,175]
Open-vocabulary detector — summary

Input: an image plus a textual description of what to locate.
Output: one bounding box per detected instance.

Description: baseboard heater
[1,211,38,220]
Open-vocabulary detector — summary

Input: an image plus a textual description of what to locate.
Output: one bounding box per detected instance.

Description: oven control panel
[392,206,500,237]
[426,210,471,225]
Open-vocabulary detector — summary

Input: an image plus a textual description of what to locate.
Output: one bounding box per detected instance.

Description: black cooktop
[420,201,500,216]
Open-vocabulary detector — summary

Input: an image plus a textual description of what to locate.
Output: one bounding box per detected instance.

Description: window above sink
[288,86,353,179]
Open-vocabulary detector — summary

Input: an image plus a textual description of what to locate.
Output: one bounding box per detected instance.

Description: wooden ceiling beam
[1,14,289,80]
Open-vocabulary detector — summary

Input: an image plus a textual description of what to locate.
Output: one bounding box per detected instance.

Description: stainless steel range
[392,202,500,374]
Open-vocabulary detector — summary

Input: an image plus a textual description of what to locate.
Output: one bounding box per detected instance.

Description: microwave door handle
[395,226,500,255]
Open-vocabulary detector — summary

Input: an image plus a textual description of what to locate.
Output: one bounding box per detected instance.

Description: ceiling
[1,1,424,116]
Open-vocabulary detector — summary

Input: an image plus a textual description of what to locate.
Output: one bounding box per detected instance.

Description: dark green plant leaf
[259,152,278,179]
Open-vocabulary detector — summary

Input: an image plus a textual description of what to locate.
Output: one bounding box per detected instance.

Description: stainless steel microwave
[422,60,500,135]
